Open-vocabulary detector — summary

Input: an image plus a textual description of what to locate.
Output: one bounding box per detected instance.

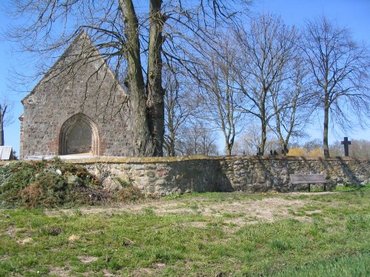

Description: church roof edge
[21,29,127,104]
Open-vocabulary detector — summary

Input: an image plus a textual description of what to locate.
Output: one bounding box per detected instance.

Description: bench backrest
[290,174,326,184]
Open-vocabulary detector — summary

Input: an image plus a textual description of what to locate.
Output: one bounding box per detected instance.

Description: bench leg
[308,184,310,192]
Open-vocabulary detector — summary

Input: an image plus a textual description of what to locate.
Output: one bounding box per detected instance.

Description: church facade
[20,32,133,159]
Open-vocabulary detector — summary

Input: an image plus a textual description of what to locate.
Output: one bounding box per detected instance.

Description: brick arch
[59,113,100,155]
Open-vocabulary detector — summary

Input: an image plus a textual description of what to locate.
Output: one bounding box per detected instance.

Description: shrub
[0,161,43,203]
[117,185,144,202]
[308,148,323,158]
[0,158,146,208]
[0,159,109,208]
[113,177,145,202]
[287,147,307,157]
[19,183,43,208]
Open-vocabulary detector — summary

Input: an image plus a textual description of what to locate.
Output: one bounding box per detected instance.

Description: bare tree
[196,34,244,155]
[303,17,370,158]
[234,14,299,155]
[0,97,14,147]
[270,55,311,153]
[163,65,197,156]
[0,104,8,146]
[233,123,279,155]
[9,0,247,157]
[177,122,218,156]
[232,123,263,155]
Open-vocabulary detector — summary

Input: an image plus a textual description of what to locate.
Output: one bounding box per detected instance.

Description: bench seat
[290,174,327,192]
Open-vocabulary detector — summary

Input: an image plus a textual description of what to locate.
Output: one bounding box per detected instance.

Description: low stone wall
[220,156,370,192]
[67,156,370,195]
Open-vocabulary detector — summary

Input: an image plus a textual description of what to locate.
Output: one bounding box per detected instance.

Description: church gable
[20,31,133,159]
[22,31,126,106]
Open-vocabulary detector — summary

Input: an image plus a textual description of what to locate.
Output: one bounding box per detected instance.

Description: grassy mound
[0,158,143,208]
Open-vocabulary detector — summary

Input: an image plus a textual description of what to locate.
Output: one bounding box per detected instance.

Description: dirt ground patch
[78,256,98,264]
[49,267,71,277]
[43,192,330,229]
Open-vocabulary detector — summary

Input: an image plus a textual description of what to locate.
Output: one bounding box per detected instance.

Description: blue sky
[0,0,370,155]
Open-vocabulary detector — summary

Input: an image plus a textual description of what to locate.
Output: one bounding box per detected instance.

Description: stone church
[20,32,133,159]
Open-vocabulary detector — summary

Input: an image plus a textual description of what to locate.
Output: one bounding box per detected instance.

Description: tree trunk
[226,143,232,156]
[323,94,330,158]
[146,0,165,156]
[120,0,154,156]
[164,93,176,156]
[168,136,175,156]
[260,97,267,155]
[260,120,267,155]
[274,108,288,154]
[166,120,176,156]
[0,106,4,146]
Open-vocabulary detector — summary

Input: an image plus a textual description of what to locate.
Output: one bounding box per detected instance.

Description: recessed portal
[59,113,99,155]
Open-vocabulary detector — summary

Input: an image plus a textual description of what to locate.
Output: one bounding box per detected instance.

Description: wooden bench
[290,174,327,192]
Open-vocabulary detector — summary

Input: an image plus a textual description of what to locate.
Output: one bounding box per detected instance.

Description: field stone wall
[75,156,370,195]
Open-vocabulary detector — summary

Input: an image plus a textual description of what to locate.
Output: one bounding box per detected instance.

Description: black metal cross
[341,137,351,157]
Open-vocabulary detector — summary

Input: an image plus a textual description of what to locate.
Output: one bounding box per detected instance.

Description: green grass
[1,188,370,276]
[273,253,370,277]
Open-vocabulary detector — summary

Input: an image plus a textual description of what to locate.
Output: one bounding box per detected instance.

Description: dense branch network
[8,2,370,157]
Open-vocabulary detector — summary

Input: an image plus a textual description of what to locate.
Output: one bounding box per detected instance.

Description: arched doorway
[59,113,99,155]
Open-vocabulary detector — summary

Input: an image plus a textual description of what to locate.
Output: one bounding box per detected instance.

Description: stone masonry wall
[70,156,370,195]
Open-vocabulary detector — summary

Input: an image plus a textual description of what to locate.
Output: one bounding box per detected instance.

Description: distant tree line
[163,14,370,157]
[259,138,370,159]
